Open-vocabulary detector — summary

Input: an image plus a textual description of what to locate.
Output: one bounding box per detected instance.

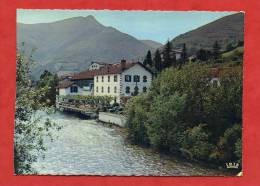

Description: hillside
[140,40,163,49]
[17,16,159,79]
[170,13,244,55]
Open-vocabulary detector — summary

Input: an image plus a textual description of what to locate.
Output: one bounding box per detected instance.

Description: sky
[17,9,236,43]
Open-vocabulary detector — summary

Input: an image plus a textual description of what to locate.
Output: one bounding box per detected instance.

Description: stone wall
[98,112,126,127]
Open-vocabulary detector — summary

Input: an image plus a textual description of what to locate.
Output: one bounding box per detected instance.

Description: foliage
[143,50,153,67]
[162,40,176,68]
[126,95,150,146]
[147,93,187,152]
[180,43,187,66]
[15,51,59,174]
[182,124,214,161]
[213,41,221,60]
[217,124,242,163]
[196,49,212,61]
[126,62,242,167]
[36,70,59,106]
[59,95,113,105]
[154,49,162,72]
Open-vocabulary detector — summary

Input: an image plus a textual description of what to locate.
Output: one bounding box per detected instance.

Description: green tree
[154,49,162,72]
[15,51,59,174]
[182,124,214,161]
[143,50,153,67]
[226,43,234,52]
[126,95,150,146]
[196,48,211,61]
[180,43,187,66]
[162,40,174,68]
[126,63,242,167]
[213,41,221,60]
[37,71,59,106]
[147,93,187,151]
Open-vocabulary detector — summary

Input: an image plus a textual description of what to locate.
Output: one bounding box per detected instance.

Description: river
[32,111,230,176]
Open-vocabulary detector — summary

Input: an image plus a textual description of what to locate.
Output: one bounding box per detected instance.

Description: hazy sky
[17,9,236,43]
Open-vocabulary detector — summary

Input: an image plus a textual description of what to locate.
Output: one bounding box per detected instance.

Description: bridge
[56,96,98,118]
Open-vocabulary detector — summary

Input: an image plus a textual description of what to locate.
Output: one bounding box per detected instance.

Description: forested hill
[170,13,244,54]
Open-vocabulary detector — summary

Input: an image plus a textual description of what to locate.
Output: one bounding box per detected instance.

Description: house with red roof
[93,59,153,103]
[57,59,153,103]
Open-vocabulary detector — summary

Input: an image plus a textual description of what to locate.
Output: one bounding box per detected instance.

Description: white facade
[94,74,121,102]
[176,53,181,60]
[121,64,152,97]
[59,85,93,96]
[88,62,105,71]
[93,63,152,103]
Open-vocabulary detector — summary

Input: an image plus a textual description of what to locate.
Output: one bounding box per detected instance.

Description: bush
[126,95,150,146]
[147,93,187,151]
[182,125,214,161]
[218,124,242,163]
[125,62,242,166]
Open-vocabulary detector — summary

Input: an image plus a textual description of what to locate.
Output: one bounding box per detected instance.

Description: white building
[88,61,112,71]
[57,80,93,96]
[94,60,153,103]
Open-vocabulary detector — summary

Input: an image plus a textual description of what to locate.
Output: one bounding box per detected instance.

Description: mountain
[170,13,244,54]
[17,16,159,79]
[140,40,163,49]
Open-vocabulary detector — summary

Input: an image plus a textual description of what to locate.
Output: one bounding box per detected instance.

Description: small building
[57,70,96,96]
[94,60,153,103]
[88,61,112,71]
[160,49,182,61]
[210,68,221,86]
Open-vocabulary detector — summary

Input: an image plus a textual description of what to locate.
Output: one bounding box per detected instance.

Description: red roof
[71,69,100,80]
[57,80,75,89]
[71,61,145,80]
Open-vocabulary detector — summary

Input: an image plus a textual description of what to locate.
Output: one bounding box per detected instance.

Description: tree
[213,41,221,60]
[15,50,59,174]
[226,43,234,52]
[126,63,242,166]
[37,71,59,106]
[196,49,211,61]
[162,40,174,68]
[180,43,187,66]
[143,50,153,67]
[154,49,162,72]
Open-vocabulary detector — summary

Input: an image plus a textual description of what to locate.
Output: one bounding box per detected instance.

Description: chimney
[121,59,126,70]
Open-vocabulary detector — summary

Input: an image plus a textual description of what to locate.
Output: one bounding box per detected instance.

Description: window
[102,76,104,82]
[96,76,98,82]
[108,76,110,82]
[125,75,131,82]
[143,76,147,82]
[114,86,117,93]
[70,86,78,93]
[134,75,140,82]
[143,87,147,93]
[108,86,110,93]
[101,86,104,93]
[96,86,98,93]
[114,75,118,82]
[125,86,130,94]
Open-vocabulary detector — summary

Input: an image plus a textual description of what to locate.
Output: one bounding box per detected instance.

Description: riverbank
[97,120,237,176]
[96,112,238,175]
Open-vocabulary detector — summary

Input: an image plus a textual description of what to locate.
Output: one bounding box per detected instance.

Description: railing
[56,95,98,117]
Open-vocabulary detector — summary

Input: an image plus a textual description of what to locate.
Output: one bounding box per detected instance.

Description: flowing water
[32,111,231,176]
